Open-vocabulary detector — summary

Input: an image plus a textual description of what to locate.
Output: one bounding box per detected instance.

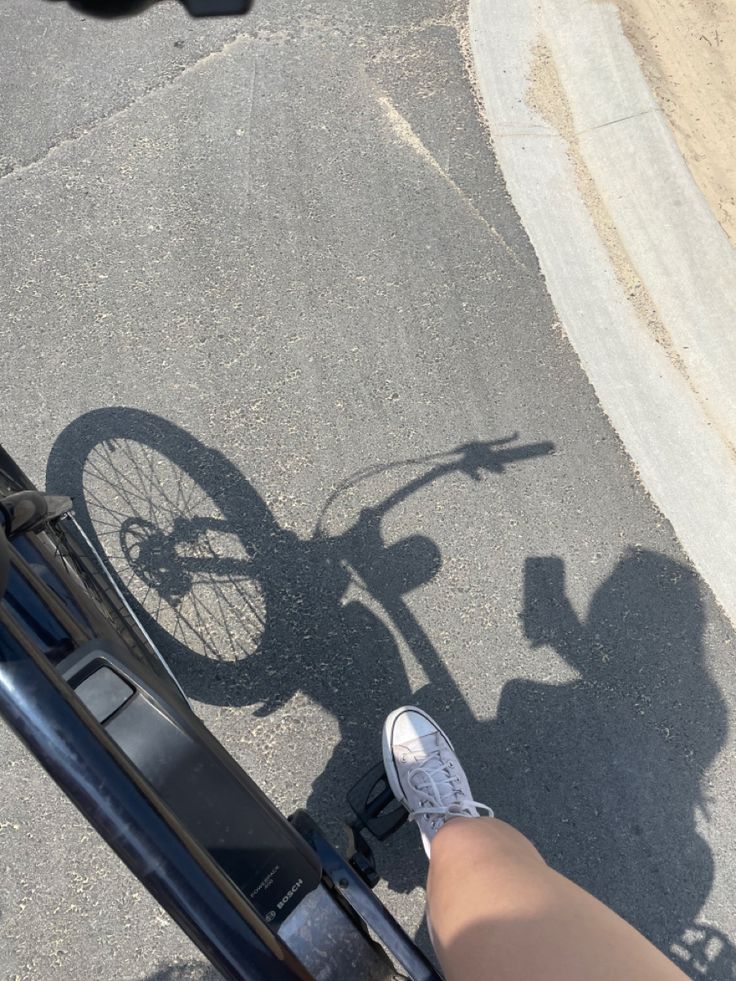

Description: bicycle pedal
[345,823,380,888]
[346,761,408,842]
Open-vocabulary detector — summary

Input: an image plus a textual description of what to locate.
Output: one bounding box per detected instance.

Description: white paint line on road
[469,0,736,625]
[375,88,530,270]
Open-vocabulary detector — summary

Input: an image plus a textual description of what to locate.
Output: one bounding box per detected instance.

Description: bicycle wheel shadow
[46,409,735,979]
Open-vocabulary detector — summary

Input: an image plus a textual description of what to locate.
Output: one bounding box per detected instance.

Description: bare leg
[382,708,686,981]
[428,818,687,981]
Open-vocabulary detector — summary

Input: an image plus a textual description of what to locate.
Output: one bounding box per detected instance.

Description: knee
[427,819,552,967]
[432,817,545,867]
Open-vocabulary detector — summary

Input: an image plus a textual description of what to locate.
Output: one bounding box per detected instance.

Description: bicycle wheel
[47,409,281,701]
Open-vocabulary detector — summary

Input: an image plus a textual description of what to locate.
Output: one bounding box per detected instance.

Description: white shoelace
[406,746,494,828]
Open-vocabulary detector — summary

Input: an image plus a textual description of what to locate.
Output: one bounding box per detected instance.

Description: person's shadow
[480,550,732,979]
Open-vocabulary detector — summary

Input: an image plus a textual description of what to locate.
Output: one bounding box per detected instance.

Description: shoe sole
[381,705,456,811]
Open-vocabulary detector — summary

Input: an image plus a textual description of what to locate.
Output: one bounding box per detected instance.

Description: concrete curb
[469,0,736,626]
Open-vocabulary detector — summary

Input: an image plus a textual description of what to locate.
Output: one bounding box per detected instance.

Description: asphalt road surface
[1,0,735,978]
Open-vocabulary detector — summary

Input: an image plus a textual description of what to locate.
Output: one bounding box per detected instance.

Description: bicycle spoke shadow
[47,408,735,979]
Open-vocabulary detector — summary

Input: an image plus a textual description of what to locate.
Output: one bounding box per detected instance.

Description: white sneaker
[382,706,493,857]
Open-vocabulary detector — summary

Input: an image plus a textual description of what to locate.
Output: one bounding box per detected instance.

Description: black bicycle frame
[0,497,440,981]
[0,638,303,981]
[0,506,308,980]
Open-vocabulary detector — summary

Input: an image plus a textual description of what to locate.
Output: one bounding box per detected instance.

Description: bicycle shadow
[47,409,734,979]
